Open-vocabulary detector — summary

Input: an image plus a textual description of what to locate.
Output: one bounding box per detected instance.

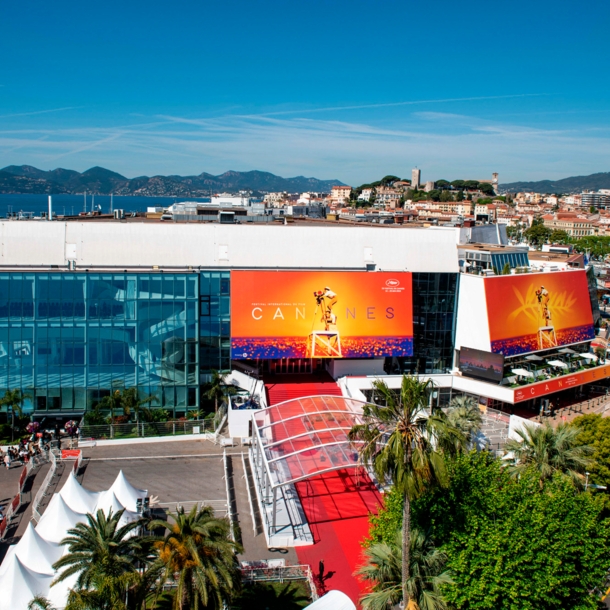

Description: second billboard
[231,271,413,359]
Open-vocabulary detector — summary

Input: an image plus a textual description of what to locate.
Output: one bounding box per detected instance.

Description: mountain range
[500,171,610,194]
[0,165,345,196]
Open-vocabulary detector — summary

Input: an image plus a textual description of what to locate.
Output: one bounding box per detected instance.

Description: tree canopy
[367,451,610,610]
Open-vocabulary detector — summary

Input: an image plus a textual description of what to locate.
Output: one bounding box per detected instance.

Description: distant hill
[0,165,344,196]
[500,172,610,194]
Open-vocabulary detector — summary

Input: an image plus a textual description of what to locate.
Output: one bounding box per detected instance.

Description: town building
[331,185,351,204]
[542,212,596,237]
[411,168,421,190]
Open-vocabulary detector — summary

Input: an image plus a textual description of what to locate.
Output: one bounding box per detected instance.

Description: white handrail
[31,449,58,522]
[241,452,257,535]
[222,450,235,541]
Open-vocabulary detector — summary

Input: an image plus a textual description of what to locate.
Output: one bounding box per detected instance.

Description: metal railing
[223,450,236,541]
[31,449,59,522]
[239,563,318,602]
[79,419,216,441]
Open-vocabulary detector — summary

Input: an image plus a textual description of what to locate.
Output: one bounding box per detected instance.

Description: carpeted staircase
[263,373,343,406]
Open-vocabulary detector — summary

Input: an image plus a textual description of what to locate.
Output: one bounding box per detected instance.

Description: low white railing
[31,449,59,522]
[222,450,235,541]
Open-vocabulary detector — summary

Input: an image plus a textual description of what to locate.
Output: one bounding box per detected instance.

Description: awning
[558,348,577,354]
[547,360,568,369]
[511,368,533,377]
[525,355,544,361]
[581,353,598,362]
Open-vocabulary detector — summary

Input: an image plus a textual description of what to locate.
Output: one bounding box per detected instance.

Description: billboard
[484,271,595,357]
[231,271,413,359]
[459,346,504,384]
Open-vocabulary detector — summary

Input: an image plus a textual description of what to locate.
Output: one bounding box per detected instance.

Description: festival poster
[484,271,595,356]
[231,271,413,359]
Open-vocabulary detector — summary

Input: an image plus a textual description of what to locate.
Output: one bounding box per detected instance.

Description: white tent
[48,570,79,609]
[0,554,54,610]
[304,590,356,610]
[35,494,87,544]
[5,522,63,576]
[95,489,139,526]
[59,472,101,515]
[108,470,147,512]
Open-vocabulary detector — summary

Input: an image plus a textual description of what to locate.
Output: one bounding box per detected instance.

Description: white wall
[0,221,460,273]
[454,273,492,354]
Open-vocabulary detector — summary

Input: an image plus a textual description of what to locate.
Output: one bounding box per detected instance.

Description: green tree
[523,217,551,246]
[439,190,453,202]
[455,190,464,202]
[149,505,241,610]
[477,183,495,196]
[349,376,461,608]
[504,422,593,488]
[98,389,125,424]
[28,598,56,610]
[121,388,154,425]
[0,389,30,442]
[373,451,610,610]
[203,370,237,414]
[464,180,479,190]
[427,189,441,202]
[435,180,450,190]
[235,582,310,609]
[445,395,482,450]
[590,205,597,214]
[53,509,151,610]
[450,180,465,190]
[380,175,400,185]
[549,229,570,244]
[571,414,610,486]
[357,528,452,610]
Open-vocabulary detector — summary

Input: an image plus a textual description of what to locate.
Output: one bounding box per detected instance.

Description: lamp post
[585,471,590,491]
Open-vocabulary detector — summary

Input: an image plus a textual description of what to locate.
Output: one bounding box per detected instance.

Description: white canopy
[511,368,533,377]
[35,494,87,544]
[304,590,356,610]
[5,522,63,576]
[547,360,568,369]
[108,470,147,512]
[524,354,543,361]
[582,353,598,362]
[95,490,139,526]
[48,570,79,609]
[59,472,101,514]
[0,554,54,610]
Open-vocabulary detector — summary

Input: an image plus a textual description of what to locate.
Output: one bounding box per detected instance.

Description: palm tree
[99,389,124,425]
[445,395,482,451]
[504,422,593,487]
[236,582,310,609]
[357,528,453,610]
[0,388,30,442]
[52,508,151,609]
[149,505,242,610]
[349,376,462,608]
[121,387,154,426]
[204,370,237,414]
[28,598,56,610]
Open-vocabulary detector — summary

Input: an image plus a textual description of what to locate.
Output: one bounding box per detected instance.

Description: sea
[0,194,211,218]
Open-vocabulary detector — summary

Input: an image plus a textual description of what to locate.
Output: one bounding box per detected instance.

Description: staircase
[263,373,343,406]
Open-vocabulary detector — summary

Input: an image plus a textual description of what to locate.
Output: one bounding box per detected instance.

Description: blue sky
[1,0,610,185]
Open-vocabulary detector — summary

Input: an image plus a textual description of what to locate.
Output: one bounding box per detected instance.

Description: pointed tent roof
[108,470,147,512]
[0,554,54,610]
[95,489,140,526]
[10,522,63,576]
[48,569,79,609]
[59,472,101,515]
[35,494,87,544]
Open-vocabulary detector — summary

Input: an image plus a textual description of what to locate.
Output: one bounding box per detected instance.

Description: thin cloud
[0,106,79,119]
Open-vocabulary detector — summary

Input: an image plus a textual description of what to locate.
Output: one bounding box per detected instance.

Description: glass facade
[0,272,206,416]
[0,268,462,415]
[389,273,459,375]
[490,251,529,272]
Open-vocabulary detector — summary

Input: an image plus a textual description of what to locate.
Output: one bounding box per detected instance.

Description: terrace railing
[78,419,216,441]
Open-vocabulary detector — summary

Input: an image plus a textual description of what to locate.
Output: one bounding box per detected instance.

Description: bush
[0,423,11,440]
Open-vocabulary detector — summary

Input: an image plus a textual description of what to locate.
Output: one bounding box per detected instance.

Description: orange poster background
[231,271,413,338]
[484,271,594,355]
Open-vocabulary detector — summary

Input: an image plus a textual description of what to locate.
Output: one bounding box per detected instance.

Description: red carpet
[262,374,381,607]
[295,469,383,607]
[264,373,343,406]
